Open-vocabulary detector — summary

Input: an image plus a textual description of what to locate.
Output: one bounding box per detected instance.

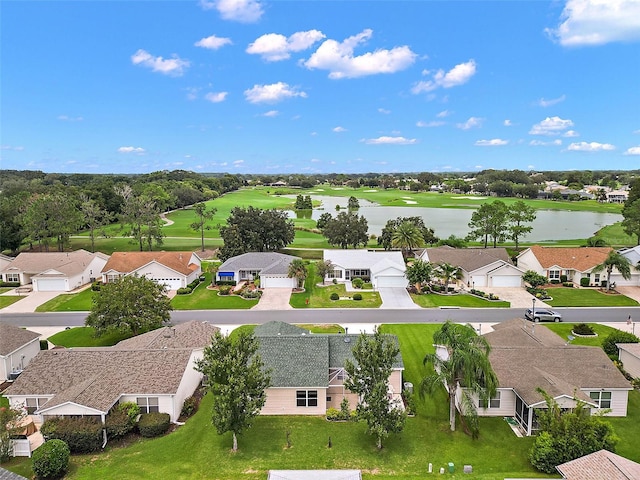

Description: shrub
[602,330,640,357]
[560,275,568,283]
[138,412,170,438]
[601,280,608,288]
[91,281,102,291]
[40,417,102,454]
[40,339,49,350]
[340,397,350,420]
[176,287,192,295]
[187,278,200,290]
[216,280,236,286]
[332,278,337,284]
[523,270,547,288]
[562,282,573,288]
[572,323,596,335]
[181,395,199,418]
[580,277,590,287]
[330,292,339,301]
[326,408,341,421]
[351,277,364,289]
[241,289,261,299]
[0,281,20,288]
[218,286,231,296]
[550,279,560,284]
[106,409,135,439]
[32,439,70,479]
[116,401,141,422]
[352,293,362,301]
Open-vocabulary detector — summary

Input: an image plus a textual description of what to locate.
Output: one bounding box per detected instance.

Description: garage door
[491,275,522,287]
[34,278,67,292]
[261,276,295,288]
[471,275,487,287]
[376,276,408,288]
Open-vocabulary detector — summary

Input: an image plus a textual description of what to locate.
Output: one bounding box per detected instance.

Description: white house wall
[261,387,327,415]
[120,394,177,422]
[581,389,629,417]
[473,388,516,417]
[619,350,640,378]
[515,249,542,273]
[40,402,105,419]
[134,263,190,290]
[1,339,40,381]
[172,353,205,422]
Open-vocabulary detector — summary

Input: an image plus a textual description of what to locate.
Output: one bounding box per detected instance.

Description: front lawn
[35,288,94,312]
[542,323,622,347]
[170,273,259,310]
[546,287,639,307]
[411,291,510,308]
[48,327,132,347]
[0,295,25,309]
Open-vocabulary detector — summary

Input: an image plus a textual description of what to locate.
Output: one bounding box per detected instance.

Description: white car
[524,308,562,323]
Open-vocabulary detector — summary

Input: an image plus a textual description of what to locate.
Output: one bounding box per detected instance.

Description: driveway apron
[252,288,293,310]
[378,288,420,309]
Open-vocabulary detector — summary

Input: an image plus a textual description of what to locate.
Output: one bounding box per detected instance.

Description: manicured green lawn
[170,273,258,310]
[47,327,132,347]
[0,295,25,309]
[0,395,8,408]
[296,324,344,333]
[546,287,639,307]
[542,323,621,347]
[35,288,94,312]
[411,292,510,308]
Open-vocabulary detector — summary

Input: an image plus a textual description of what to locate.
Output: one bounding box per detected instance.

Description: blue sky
[2,0,640,175]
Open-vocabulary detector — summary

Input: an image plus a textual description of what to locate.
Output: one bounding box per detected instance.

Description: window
[479,392,501,409]
[106,274,121,283]
[136,397,159,414]
[589,391,612,409]
[350,269,370,278]
[25,397,45,414]
[296,390,318,407]
[594,273,601,283]
[327,269,342,279]
[5,273,19,283]
[548,270,561,280]
[326,396,332,402]
[240,270,261,281]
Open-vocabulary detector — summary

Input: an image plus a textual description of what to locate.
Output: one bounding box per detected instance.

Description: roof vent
[344,337,351,343]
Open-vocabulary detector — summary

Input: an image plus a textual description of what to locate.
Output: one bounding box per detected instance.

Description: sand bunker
[403,200,417,204]
[363,189,378,192]
[454,196,487,200]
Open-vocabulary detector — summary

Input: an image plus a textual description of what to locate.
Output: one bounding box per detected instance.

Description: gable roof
[217,252,301,275]
[0,324,40,356]
[323,250,405,272]
[113,321,218,350]
[619,245,640,267]
[522,245,613,272]
[102,251,200,276]
[0,249,109,276]
[556,449,640,480]
[617,342,640,357]
[422,246,513,272]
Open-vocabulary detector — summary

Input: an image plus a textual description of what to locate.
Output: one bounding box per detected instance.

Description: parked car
[524,308,562,323]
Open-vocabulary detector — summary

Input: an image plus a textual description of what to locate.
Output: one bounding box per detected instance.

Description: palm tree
[287,259,308,289]
[436,263,463,293]
[420,321,498,437]
[391,221,425,258]
[592,250,635,291]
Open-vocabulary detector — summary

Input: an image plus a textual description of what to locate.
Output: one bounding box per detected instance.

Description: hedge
[0,281,20,288]
[40,417,103,454]
[138,412,170,438]
[32,439,70,479]
[105,409,135,440]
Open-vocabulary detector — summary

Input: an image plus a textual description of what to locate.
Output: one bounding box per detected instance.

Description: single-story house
[616,245,640,286]
[0,250,109,292]
[254,321,404,415]
[516,245,614,286]
[448,320,632,436]
[0,254,13,274]
[216,252,301,288]
[4,321,218,424]
[0,324,41,381]
[323,250,408,288]
[617,343,640,379]
[420,246,524,288]
[606,190,629,203]
[556,449,640,479]
[101,251,202,291]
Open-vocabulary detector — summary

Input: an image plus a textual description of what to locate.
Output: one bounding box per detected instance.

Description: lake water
[286,195,622,242]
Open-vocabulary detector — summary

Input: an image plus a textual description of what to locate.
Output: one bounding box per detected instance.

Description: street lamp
[532,297,536,316]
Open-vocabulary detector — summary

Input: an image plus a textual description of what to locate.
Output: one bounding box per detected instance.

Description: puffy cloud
[262,110,279,117]
[194,35,232,50]
[412,60,477,93]
[416,120,445,127]
[547,0,640,46]
[247,30,325,61]
[303,29,416,79]
[456,117,484,130]
[536,94,566,107]
[58,115,84,122]
[529,116,574,135]
[567,141,615,151]
[530,139,563,146]
[244,82,307,103]
[503,119,513,126]
[131,49,189,76]
[333,126,347,132]
[205,92,228,103]
[624,146,640,155]
[563,130,580,137]
[475,139,508,146]
[363,136,417,145]
[199,0,263,23]
[117,146,145,154]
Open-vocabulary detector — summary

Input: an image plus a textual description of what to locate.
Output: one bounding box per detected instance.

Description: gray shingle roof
[0,324,40,356]
[255,322,309,337]
[218,252,300,275]
[422,246,513,272]
[114,320,218,350]
[0,467,28,480]
[556,449,640,479]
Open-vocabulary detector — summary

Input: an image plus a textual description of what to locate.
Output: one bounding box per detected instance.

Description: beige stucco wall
[581,389,630,417]
[262,387,327,415]
[472,388,517,417]
[326,386,358,411]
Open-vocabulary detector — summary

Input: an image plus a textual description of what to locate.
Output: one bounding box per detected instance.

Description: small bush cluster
[352,293,362,301]
[117,401,141,422]
[176,287,192,295]
[572,323,595,336]
[402,391,417,416]
[562,282,573,287]
[470,288,498,299]
[330,292,340,301]
[187,278,200,290]
[216,280,236,286]
[105,409,134,440]
[549,279,560,284]
[138,412,170,438]
[0,281,20,288]
[601,280,608,288]
[91,281,102,291]
[40,417,103,454]
[327,398,352,421]
[526,287,550,299]
[218,286,232,296]
[40,339,49,350]
[241,289,261,299]
[580,277,591,287]
[560,275,568,283]
[602,330,640,358]
[351,277,364,289]
[32,439,70,479]
[181,395,199,418]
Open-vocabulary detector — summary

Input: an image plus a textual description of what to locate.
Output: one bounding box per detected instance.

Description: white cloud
[186,87,200,101]
[416,120,445,128]
[412,60,477,94]
[536,94,566,107]
[475,139,508,146]
[199,0,263,23]
[244,82,307,104]
[503,119,513,126]
[333,126,347,133]
[303,29,417,79]
[247,30,325,61]
[131,49,189,76]
[567,141,615,151]
[195,35,232,50]
[233,159,245,165]
[547,0,640,46]
[310,158,321,163]
[58,115,84,122]
[529,116,574,135]
[456,117,484,130]
[363,136,417,145]
[530,139,563,146]
[563,130,580,137]
[437,110,453,118]
[205,91,228,103]
[117,146,146,154]
[624,146,640,155]
[262,110,279,117]
[1,145,24,151]
[378,108,391,114]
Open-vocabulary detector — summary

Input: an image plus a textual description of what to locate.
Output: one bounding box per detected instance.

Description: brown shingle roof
[114,321,218,350]
[0,249,108,276]
[527,245,613,272]
[423,247,513,272]
[102,251,199,276]
[556,449,640,479]
[0,324,40,356]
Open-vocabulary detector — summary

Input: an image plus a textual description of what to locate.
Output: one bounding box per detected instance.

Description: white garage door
[491,275,522,287]
[376,276,408,288]
[471,275,487,287]
[34,278,67,292]
[261,276,295,288]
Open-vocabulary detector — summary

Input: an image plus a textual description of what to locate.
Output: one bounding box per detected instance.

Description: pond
[286,195,622,242]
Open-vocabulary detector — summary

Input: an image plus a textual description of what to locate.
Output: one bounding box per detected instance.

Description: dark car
[524,308,562,323]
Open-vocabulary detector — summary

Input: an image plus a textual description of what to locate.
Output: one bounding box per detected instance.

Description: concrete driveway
[378,288,420,309]
[616,286,640,303]
[252,288,293,310]
[478,287,550,309]
[0,290,60,313]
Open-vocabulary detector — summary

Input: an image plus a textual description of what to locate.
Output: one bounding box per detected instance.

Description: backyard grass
[47,327,133,347]
[545,287,640,307]
[170,273,259,310]
[0,395,8,408]
[542,323,622,347]
[35,288,94,312]
[411,292,510,308]
[0,295,25,309]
